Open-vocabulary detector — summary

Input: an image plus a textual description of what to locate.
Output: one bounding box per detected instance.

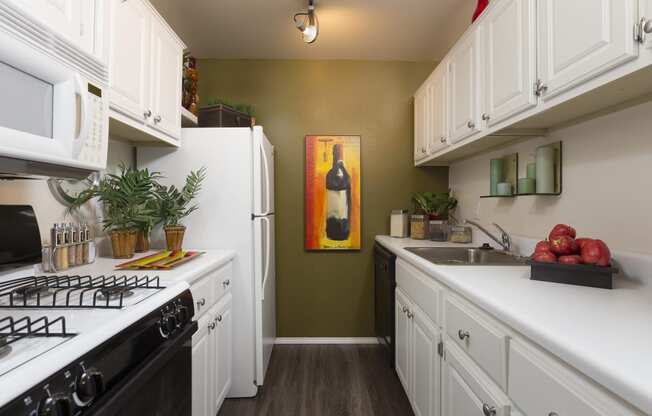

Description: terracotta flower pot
[110,229,137,259]
[135,230,150,253]
[164,225,186,252]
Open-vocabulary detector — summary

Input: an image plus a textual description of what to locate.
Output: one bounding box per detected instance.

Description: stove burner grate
[0,275,165,309]
[0,315,74,353]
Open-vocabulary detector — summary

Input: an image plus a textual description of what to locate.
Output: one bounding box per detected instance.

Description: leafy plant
[154,167,207,227]
[72,164,161,232]
[413,191,458,218]
[205,98,255,117]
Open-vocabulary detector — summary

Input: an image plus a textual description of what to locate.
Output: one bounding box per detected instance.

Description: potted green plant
[413,191,458,220]
[154,167,206,251]
[72,165,160,259]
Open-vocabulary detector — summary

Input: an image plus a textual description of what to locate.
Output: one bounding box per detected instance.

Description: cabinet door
[149,18,183,140]
[109,0,150,122]
[10,0,94,53]
[442,360,487,416]
[428,67,449,155]
[395,289,412,393]
[214,294,233,413]
[448,29,482,144]
[537,0,638,100]
[192,313,213,416]
[484,0,537,126]
[411,307,441,416]
[414,87,429,161]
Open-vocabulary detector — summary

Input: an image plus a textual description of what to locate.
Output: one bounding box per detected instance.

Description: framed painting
[305,135,361,251]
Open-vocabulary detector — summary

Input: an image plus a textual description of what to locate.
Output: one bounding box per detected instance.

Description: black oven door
[87,322,196,416]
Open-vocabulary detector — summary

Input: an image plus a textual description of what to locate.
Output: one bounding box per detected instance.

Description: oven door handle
[86,321,197,416]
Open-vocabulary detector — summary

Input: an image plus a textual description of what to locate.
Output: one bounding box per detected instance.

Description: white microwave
[0,25,108,179]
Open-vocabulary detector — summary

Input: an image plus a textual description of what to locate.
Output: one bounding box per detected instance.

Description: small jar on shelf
[410,215,428,240]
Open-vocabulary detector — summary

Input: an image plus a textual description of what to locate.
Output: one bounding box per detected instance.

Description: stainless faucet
[465,220,512,253]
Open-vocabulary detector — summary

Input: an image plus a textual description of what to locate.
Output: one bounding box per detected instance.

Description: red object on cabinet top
[472,0,489,22]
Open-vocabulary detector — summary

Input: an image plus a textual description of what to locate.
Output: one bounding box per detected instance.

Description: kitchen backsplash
[450,99,652,256]
[0,138,135,245]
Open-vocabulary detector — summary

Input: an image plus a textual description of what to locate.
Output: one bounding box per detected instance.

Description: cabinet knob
[458,329,470,341]
[143,109,152,118]
[216,315,223,323]
[209,322,216,330]
[222,279,231,288]
[406,311,414,319]
[421,147,427,153]
[402,306,408,314]
[440,136,446,143]
[548,413,559,416]
[482,113,490,121]
[154,115,162,123]
[196,298,206,309]
[467,120,475,129]
[482,404,496,416]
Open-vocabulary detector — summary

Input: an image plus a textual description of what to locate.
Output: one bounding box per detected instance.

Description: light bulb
[302,25,318,43]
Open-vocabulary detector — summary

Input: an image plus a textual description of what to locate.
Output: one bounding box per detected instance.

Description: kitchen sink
[405,247,528,266]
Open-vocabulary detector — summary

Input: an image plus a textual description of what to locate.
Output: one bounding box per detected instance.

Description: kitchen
[1,0,652,415]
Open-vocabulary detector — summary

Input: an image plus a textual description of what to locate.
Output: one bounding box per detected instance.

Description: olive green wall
[198,59,448,337]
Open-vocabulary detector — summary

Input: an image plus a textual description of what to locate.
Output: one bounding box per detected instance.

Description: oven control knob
[38,394,72,416]
[175,305,189,326]
[74,368,104,407]
[159,313,177,338]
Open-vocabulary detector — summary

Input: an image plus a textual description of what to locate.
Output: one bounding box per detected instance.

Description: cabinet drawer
[444,294,508,389]
[443,340,513,416]
[191,274,217,319]
[396,259,442,326]
[214,262,233,301]
[509,339,642,416]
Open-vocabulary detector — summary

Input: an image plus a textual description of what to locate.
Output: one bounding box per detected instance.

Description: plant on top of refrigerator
[153,167,207,251]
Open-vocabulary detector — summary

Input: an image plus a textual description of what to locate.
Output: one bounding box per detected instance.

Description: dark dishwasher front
[374,242,397,367]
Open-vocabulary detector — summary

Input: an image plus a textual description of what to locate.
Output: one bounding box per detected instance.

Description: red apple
[575,238,593,250]
[532,251,557,263]
[581,239,611,267]
[534,240,553,254]
[550,235,579,256]
[558,255,584,265]
[548,224,577,241]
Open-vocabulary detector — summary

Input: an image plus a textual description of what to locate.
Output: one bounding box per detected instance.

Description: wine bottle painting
[305,136,361,250]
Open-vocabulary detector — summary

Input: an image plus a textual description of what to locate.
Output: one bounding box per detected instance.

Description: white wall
[0,138,135,244]
[450,100,652,255]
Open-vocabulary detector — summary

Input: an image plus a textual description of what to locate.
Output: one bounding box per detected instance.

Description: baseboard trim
[275,337,379,345]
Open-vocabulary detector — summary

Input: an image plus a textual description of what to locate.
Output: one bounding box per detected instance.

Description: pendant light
[293,0,319,44]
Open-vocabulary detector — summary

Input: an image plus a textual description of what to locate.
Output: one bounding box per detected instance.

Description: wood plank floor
[218,344,414,416]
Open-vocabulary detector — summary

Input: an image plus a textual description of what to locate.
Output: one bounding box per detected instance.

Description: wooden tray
[115,251,204,270]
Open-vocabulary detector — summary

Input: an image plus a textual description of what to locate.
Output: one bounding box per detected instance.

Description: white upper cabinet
[448,29,482,144]
[108,0,186,145]
[537,0,638,100]
[149,17,183,141]
[109,0,150,123]
[414,86,429,161]
[427,66,449,154]
[483,0,537,126]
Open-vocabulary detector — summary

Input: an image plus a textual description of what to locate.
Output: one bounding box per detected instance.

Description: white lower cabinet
[191,264,233,416]
[396,288,442,416]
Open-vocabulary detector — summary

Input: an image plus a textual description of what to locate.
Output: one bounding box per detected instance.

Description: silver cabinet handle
[153,115,162,123]
[535,79,548,96]
[216,315,223,323]
[467,120,475,129]
[482,113,490,121]
[208,322,216,330]
[222,279,231,288]
[458,329,470,340]
[440,136,446,143]
[402,306,408,314]
[421,147,427,153]
[548,413,559,416]
[644,18,652,33]
[406,311,414,319]
[482,404,496,416]
[196,298,206,309]
[143,109,152,118]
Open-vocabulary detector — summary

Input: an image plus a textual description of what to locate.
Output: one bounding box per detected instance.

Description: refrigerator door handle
[260,216,271,301]
[258,141,273,216]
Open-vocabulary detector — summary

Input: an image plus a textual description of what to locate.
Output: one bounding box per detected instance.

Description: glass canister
[410,215,428,240]
[449,225,473,244]
[429,220,449,242]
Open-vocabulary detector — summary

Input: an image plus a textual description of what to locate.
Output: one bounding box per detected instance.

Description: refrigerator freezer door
[253,127,275,216]
[253,214,276,385]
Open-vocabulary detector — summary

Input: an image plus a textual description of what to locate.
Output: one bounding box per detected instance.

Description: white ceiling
[149,0,476,61]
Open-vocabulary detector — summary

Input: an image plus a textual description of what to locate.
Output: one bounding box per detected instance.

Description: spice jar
[449,225,473,244]
[65,223,76,267]
[410,215,428,240]
[52,224,68,271]
[429,220,449,242]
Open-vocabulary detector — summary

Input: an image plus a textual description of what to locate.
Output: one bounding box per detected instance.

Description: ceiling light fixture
[293,0,319,44]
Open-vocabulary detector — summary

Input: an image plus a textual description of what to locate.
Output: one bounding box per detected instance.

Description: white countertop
[0,249,236,408]
[376,235,652,415]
